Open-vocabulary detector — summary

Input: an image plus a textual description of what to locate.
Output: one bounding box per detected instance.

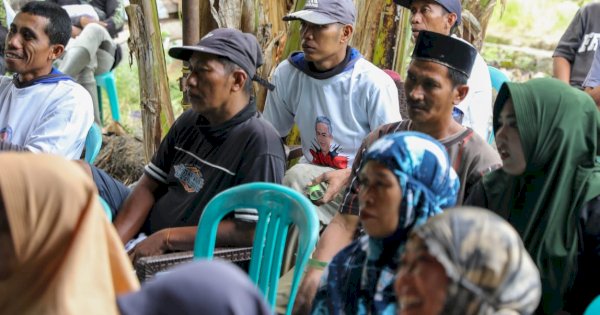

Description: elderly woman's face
[358,161,403,238]
[395,236,448,315]
[0,195,16,280]
[496,98,526,175]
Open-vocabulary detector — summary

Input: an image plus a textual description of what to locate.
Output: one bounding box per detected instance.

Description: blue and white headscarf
[364,131,459,231]
[311,132,460,315]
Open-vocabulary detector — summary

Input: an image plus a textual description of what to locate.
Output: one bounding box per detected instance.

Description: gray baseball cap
[283,0,356,25]
[395,0,462,25]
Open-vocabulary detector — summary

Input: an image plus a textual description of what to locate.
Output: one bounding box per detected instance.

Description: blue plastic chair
[193,182,319,315]
[487,66,510,144]
[584,295,600,315]
[84,123,102,164]
[95,71,121,123]
[98,196,112,221]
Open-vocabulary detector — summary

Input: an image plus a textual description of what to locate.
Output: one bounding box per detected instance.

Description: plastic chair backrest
[95,71,121,123]
[84,123,102,164]
[98,196,112,221]
[193,182,319,315]
[584,295,600,315]
[487,66,510,144]
[488,66,509,92]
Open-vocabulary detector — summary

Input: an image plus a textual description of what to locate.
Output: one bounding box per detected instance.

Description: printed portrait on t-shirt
[0,126,12,141]
[309,116,349,169]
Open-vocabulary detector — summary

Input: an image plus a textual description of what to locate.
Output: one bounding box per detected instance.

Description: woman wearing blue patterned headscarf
[311,132,460,315]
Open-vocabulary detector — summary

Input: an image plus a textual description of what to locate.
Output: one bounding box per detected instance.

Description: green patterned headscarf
[480,78,600,313]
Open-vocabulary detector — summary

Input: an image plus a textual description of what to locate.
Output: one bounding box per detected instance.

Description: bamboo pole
[126,1,174,162]
[393,7,413,79]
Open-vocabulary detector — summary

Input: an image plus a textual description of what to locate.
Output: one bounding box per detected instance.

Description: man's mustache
[407,99,428,111]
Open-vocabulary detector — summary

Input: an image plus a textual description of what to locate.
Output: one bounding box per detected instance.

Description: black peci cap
[412,30,476,77]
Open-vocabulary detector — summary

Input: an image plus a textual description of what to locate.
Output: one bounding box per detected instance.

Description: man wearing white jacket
[0,1,93,159]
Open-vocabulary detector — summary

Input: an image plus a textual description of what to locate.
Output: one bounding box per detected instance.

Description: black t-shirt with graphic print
[143,101,286,234]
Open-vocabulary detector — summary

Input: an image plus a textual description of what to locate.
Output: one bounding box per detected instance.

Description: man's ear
[340,24,353,43]
[445,13,458,32]
[230,69,248,93]
[453,84,469,105]
[49,44,65,61]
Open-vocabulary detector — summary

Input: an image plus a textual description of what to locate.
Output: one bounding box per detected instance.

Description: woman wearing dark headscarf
[0,153,139,315]
[311,132,460,314]
[117,260,271,315]
[465,77,600,314]
[395,207,542,315]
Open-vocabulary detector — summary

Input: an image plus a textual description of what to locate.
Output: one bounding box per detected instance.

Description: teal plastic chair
[98,196,112,221]
[84,123,102,164]
[488,65,509,92]
[487,66,510,144]
[95,71,121,123]
[584,295,600,315]
[193,182,319,315]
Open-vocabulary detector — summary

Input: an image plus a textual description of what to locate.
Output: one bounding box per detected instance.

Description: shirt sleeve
[553,7,585,62]
[583,48,600,88]
[262,65,296,137]
[144,112,187,184]
[366,74,402,129]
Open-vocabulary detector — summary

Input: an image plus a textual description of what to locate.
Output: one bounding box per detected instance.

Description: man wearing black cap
[263,0,401,229]
[292,31,500,314]
[396,0,493,142]
[81,28,286,260]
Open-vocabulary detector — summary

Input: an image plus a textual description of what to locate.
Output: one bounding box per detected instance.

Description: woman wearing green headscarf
[466,77,600,314]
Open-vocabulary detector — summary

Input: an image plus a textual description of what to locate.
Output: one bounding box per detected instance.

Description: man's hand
[292,268,323,315]
[71,26,82,38]
[79,16,108,28]
[129,229,169,262]
[308,168,352,206]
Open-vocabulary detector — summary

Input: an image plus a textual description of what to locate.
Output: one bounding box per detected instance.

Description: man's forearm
[215,220,256,247]
[113,176,158,244]
[585,86,600,108]
[553,56,572,84]
[312,213,359,261]
[0,141,28,152]
[165,220,256,252]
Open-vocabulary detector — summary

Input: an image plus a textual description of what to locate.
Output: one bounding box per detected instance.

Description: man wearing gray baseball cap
[83,28,286,260]
[263,0,401,240]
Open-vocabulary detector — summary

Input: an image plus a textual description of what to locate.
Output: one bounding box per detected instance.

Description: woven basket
[135,247,253,282]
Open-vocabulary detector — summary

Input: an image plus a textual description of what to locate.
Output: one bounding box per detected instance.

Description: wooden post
[182,0,200,45]
[126,1,174,162]
[180,0,200,112]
